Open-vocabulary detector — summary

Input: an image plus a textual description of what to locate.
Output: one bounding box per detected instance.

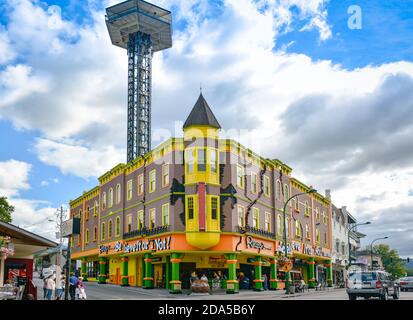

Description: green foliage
[0,196,14,223]
[373,244,406,279]
[406,269,413,276]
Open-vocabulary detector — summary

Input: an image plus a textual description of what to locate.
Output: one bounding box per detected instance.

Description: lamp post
[347,222,371,267]
[370,237,388,270]
[283,188,317,294]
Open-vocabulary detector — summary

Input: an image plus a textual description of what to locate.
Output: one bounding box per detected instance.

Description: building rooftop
[183,93,221,129]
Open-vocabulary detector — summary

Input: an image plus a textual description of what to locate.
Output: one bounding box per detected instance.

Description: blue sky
[1,0,413,256]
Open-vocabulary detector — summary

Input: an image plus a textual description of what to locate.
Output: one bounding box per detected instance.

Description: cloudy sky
[0,0,412,257]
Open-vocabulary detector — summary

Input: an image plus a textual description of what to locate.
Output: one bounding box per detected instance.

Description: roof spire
[183,93,221,129]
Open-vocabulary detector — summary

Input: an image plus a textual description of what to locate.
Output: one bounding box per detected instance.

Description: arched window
[94,200,99,216]
[316,229,320,244]
[109,188,114,208]
[108,220,113,238]
[93,226,97,241]
[115,217,120,237]
[315,208,320,221]
[305,201,310,216]
[101,223,106,240]
[284,184,289,203]
[295,220,301,238]
[276,180,282,200]
[116,184,121,204]
[102,192,107,210]
[286,217,290,238]
[305,224,310,239]
[277,214,283,236]
[85,229,89,244]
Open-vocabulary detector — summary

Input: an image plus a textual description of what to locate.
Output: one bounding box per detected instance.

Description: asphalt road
[32,273,413,300]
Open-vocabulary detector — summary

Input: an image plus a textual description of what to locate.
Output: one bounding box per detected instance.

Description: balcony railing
[123,225,170,239]
[237,225,275,239]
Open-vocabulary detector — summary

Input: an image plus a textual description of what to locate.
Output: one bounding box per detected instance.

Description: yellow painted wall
[128,256,137,286]
[109,258,122,284]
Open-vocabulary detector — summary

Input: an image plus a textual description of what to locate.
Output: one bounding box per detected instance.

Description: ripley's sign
[246,236,272,251]
[276,241,330,258]
[99,236,171,255]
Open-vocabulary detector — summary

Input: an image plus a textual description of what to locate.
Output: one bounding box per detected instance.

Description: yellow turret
[183,94,221,249]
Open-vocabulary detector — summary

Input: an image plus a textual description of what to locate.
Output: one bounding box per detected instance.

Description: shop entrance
[180,263,196,289]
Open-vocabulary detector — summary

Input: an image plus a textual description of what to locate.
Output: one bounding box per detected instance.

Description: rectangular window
[264,176,270,197]
[264,212,271,232]
[238,205,245,227]
[316,229,320,244]
[162,164,169,187]
[236,165,245,188]
[210,149,218,174]
[162,204,169,226]
[127,180,133,201]
[186,149,195,174]
[137,174,144,195]
[197,148,206,172]
[252,208,259,229]
[137,210,144,230]
[188,197,194,220]
[251,172,257,194]
[211,197,218,220]
[101,223,106,240]
[149,169,156,193]
[127,215,132,233]
[149,208,156,229]
[85,229,89,244]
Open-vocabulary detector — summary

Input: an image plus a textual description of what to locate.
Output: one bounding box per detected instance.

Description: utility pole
[55,206,67,299]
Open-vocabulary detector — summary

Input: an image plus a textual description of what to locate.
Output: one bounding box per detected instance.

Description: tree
[373,244,406,279]
[407,269,413,276]
[0,197,14,223]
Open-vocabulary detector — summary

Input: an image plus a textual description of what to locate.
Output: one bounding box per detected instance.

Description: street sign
[61,218,81,237]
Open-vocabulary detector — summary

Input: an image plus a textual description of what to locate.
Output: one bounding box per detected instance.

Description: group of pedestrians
[42,273,65,300]
[42,272,86,300]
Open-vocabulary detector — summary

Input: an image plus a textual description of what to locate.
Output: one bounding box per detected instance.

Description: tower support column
[169,253,182,294]
[81,257,88,281]
[98,257,107,284]
[270,258,278,290]
[143,253,153,289]
[253,256,264,291]
[121,257,129,287]
[225,253,239,294]
[308,258,315,288]
[325,260,333,287]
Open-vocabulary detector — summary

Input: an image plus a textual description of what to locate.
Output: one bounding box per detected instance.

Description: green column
[225,253,239,294]
[98,257,107,284]
[253,256,264,291]
[326,260,333,287]
[121,257,129,287]
[169,253,182,294]
[308,257,315,288]
[165,256,171,290]
[143,253,153,289]
[81,257,88,281]
[270,258,278,290]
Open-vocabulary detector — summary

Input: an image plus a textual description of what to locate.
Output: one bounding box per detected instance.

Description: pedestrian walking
[69,272,79,300]
[55,274,65,300]
[189,271,198,286]
[77,277,87,300]
[263,273,268,290]
[43,277,48,300]
[45,275,56,300]
[212,272,220,290]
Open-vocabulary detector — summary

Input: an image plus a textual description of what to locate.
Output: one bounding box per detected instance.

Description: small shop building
[0,221,58,298]
[69,94,334,293]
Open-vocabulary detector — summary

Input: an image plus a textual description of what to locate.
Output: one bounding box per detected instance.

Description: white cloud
[0,27,15,64]
[0,159,31,197]
[33,138,125,178]
[0,0,412,254]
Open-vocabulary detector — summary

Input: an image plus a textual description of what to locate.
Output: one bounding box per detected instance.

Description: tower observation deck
[105,0,172,162]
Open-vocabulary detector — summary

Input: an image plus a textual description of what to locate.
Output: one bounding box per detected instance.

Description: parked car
[346,270,399,300]
[399,276,413,292]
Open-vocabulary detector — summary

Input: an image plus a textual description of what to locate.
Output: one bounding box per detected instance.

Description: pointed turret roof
[183,93,221,129]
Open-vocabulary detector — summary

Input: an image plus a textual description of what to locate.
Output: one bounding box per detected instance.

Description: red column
[198,182,206,231]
